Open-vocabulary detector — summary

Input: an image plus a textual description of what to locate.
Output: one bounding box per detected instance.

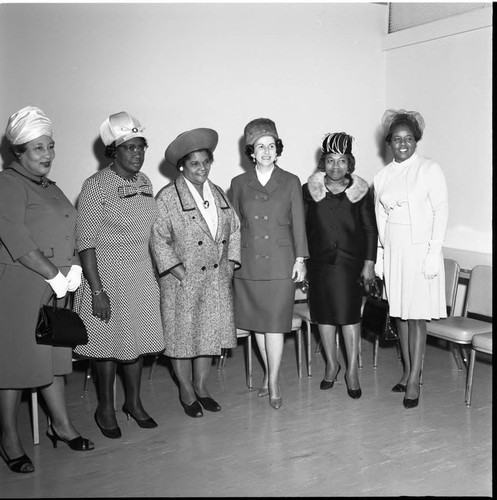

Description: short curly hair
[318,153,356,173]
[244,138,284,163]
[385,115,423,144]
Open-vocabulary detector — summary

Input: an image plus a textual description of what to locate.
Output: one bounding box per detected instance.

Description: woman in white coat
[374,109,448,409]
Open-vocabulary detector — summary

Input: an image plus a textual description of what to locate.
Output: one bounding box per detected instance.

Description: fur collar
[307,171,369,203]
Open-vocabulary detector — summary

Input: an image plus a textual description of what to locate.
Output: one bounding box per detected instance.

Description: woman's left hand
[66,265,83,292]
[360,260,376,293]
[292,260,306,283]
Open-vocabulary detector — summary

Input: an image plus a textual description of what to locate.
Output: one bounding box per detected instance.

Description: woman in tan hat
[73,112,165,437]
[151,128,241,418]
[0,106,94,474]
[230,118,308,409]
[374,109,448,409]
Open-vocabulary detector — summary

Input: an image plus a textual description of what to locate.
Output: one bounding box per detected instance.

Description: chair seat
[427,317,492,343]
[293,303,312,323]
[236,328,251,338]
[472,332,493,354]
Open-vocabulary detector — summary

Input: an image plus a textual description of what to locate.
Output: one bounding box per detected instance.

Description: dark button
[67,257,71,261]
[213,264,218,268]
[331,225,337,230]
[198,241,203,245]
[65,214,69,218]
[222,240,226,244]
[333,244,338,249]
[201,266,206,271]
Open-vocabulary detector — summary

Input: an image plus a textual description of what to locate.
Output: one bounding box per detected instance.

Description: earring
[179,166,184,171]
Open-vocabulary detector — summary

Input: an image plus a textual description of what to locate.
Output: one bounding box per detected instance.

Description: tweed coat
[0,162,78,388]
[150,174,241,358]
[230,165,309,281]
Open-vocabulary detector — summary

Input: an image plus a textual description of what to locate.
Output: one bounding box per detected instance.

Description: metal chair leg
[465,349,476,406]
[305,320,312,377]
[246,336,253,389]
[373,336,379,368]
[31,389,39,445]
[296,328,302,378]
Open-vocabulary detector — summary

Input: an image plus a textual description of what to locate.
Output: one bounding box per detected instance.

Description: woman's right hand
[92,292,111,323]
[45,271,69,298]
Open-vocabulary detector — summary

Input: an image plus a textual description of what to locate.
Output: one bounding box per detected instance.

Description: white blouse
[184,178,218,239]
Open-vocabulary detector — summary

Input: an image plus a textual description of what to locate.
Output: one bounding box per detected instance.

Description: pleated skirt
[384,222,446,320]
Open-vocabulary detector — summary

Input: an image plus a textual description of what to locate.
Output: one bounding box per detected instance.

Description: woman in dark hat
[230,118,308,410]
[374,109,448,409]
[151,128,241,418]
[74,111,165,438]
[303,132,377,399]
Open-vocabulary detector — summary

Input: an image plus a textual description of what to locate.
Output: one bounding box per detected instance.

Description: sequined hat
[321,132,354,155]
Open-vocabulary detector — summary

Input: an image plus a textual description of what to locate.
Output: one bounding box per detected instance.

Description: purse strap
[49,292,74,311]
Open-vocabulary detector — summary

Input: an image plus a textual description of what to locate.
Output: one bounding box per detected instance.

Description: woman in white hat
[374,109,448,408]
[230,118,308,409]
[0,106,94,474]
[151,128,241,418]
[73,112,165,437]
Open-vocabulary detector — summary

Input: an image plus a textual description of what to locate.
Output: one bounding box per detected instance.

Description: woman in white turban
[0,106,94,475]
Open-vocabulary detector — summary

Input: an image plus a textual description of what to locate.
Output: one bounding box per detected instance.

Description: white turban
[5,106,53,145]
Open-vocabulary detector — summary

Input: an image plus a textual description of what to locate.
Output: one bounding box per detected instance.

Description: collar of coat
[174,174,230,212]
[245,164,285,193]
[307,171,369,203]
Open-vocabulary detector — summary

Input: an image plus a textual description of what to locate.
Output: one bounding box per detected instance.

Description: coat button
[201,266,206,271]
[254,215,259,219]
[214,264,218,268]
[222,240,226,244]
[263,195,268,200]
[264,255,269,259]
[198,241,203,245]
[264,235,269,239]
[255,255,260,259]
[331,225,337,230]
[263,216,268,220]
[65,214,69,218]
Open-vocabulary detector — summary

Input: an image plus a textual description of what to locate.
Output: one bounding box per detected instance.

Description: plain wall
[0,2,386,198]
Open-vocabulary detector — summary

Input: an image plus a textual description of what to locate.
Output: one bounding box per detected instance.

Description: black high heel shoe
[46,424,94,451]
[320,363,341,390]
[344,373,362,399]
[196,395,221,412]
[94,411,122,439]
[403,397,419,409]
[180,399,203,418]
[0,442,34,474]
[122,405,158,428]
[392,383,407,393]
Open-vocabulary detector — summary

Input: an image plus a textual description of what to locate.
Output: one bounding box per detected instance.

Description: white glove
[422,240,442,279]
[292,260,306,282]
[374,246,384,279]
[66,265,83,292]
[45,271,69,298]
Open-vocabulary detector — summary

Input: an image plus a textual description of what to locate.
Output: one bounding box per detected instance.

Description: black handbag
[361,278,399,341]
[36,293,88,348]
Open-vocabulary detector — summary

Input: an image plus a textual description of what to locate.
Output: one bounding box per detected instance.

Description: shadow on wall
[0,135,15,170]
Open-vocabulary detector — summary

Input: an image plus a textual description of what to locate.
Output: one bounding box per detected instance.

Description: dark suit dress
[303,172,377,326]
[230,166,308,333]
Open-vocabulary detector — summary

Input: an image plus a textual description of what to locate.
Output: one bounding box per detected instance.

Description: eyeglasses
[120,144,148,153]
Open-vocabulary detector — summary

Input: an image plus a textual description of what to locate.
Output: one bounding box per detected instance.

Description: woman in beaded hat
[303,132,377,399]
[0,106,93,474]
[230,118,308,410]
[374,109,448,409]
[73,111,165,437]
[151,128,241,419]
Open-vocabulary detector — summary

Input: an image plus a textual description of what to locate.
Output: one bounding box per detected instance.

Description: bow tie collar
[117,184,153,198]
